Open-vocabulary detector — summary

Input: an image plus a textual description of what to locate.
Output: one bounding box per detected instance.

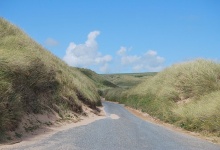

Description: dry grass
[0,18,101,141]
[105,59,220,137]
[174,91,220,136]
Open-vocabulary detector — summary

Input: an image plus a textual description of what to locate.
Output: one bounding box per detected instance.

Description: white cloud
[45,38,59,46]
[121,55,140,65]
[63,31,112,73]
[95,55,112,64]
[117,47,165,72]
[146,50,157,56]
[117,46,127,56]
[100,63,110,73]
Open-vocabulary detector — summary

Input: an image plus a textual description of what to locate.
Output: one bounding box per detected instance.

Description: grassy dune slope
[77,68,118,97]
[78,68,118,89]
[105,59,220,137]
[0,18,101,139]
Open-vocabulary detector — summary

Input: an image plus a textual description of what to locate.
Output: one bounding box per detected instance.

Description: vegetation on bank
[104,59,220,137]
[0,18,101,140]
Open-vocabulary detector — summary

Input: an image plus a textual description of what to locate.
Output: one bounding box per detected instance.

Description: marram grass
[0,18,101,135]
[105,59,220,137]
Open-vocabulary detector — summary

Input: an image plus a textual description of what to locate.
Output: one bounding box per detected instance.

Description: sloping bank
[0,18,101,142]
[104,59,220,138]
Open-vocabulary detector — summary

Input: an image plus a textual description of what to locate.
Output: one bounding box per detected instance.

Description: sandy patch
[0,106,106,150]
[126,106,220,144]
[110,114,120,119]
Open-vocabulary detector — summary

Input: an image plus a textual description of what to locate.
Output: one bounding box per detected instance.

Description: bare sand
[110,114,120,119]
[0,107,106,150]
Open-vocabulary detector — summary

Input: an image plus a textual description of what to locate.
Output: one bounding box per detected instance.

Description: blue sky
[1,0,220,73]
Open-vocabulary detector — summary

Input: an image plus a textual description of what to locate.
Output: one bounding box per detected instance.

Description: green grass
[174,91,220,136]
[77,68,118,96]
[78,68,118,89]
[104,59,220,137]
[0,18,101,136]
[102,72,157,88]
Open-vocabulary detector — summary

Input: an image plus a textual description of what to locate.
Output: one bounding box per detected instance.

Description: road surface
[4,101,220,150]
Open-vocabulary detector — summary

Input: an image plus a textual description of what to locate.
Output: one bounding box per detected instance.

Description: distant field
[101,72,157,88]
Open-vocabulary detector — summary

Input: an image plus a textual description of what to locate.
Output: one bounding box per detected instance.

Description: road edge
[125,106,220,145]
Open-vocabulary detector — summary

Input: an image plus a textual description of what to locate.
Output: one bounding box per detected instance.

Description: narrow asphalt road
[6,101,220,150]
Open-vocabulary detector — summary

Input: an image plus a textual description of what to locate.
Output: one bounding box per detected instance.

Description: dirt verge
[126,106,220,144]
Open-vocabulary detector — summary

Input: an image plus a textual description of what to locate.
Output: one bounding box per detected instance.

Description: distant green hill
[102,72,157,88]
[0,18,101,140]
[77,68,118,97]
